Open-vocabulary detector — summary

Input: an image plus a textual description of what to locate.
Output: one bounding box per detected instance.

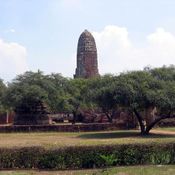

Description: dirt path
[151,129,175,135]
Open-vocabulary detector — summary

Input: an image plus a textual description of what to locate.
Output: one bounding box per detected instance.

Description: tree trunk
[133,109,175,135]
[72,111,76,124]
[105,112,113,123]
[133,109,146,135]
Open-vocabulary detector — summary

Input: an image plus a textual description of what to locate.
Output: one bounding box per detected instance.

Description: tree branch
[145,114,175,134]
[104,112,112,123]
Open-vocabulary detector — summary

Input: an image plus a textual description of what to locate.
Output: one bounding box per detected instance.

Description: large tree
[113,70,175,135]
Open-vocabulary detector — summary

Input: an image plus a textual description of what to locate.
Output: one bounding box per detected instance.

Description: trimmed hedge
[0,123,127,133]
[0,142,174,169]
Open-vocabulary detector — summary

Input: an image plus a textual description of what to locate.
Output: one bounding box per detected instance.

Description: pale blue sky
[0,0,175,81]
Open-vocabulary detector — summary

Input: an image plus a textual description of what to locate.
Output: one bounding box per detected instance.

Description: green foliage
[3,71,69,113]
[0,143,174,169]
[0,147,43,169]
[1,66,175,131]
[100,154,117,166]
[149,65,175,81]
[39,153,65,169]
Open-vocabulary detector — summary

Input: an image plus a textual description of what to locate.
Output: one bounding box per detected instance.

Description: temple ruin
[74,30,99,78]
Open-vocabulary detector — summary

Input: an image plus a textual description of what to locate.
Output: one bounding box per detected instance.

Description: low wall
[0,123,128,132]
[158,118,175,127]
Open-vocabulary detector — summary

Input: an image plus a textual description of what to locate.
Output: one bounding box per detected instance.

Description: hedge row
[0,123,127,133]
[0,142,174,169]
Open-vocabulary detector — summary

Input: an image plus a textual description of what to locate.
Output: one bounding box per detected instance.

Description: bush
[0,143,174,170]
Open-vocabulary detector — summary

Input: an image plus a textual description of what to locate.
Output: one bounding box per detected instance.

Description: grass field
[0,128,174,173]
[0,165,175,175]
[0,128,174,148]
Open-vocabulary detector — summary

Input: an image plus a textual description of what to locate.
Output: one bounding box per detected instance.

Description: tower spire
[74,30,99,78]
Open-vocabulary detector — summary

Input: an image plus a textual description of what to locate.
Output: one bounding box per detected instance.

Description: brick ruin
[14,101,51,125]
[74,30,99,78]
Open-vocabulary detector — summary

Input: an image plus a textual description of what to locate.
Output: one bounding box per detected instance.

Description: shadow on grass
[78,131,175,139]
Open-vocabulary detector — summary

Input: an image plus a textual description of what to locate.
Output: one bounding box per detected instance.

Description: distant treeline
[0,65,175,134]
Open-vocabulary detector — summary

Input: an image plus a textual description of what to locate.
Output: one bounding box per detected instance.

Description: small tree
[4,83,49,124]
[3,71,52,124]
[87,76,118,123]
[60,78,89,123]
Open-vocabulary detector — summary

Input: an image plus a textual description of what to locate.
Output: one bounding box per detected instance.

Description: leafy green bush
[100,154,117,166]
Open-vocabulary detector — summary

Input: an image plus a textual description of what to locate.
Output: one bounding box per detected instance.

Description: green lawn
[0,130,173,148]
[0,165,175,175]
[0,129,174,173]
[0,129,174,148]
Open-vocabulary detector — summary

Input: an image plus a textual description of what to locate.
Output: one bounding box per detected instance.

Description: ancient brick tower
[74,29,99,78]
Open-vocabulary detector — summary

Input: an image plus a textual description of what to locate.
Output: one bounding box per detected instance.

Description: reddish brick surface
[74,30,99,78]
[0,112,14,124]
[0,123,126,132]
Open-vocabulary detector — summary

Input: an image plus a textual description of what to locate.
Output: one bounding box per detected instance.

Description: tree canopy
[1,66,175,134]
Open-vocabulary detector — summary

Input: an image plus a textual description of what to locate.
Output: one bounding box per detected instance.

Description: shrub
[0,142,174,169]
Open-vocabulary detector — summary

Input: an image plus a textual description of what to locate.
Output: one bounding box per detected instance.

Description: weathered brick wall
[0,112,14,124]
[158,118,175,127]
[0,123,127,132]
